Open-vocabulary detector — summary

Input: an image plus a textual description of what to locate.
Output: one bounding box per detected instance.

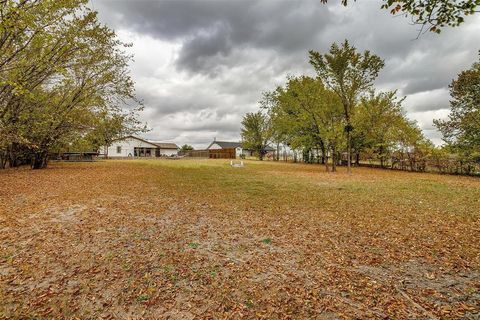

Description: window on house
[117,146,122,154]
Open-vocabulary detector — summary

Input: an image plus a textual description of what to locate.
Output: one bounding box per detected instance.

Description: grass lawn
[1,159,479,319]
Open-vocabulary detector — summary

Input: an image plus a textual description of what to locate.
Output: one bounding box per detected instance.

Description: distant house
[102,135,179,158]
[206,139,276,159]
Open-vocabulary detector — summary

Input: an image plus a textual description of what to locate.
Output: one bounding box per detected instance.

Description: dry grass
[0,159,479,319]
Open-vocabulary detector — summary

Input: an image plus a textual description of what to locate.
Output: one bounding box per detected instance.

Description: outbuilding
[206,140,243,158]
[206,139,276,159]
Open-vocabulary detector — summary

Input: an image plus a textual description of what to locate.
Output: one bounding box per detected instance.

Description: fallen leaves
[0,160,479,319]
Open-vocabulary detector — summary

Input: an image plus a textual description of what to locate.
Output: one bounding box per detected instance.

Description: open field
[1,159,479,319]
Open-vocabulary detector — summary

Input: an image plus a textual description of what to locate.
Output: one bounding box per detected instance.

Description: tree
[352,91,406,167]
[180,144,194,153]
[394,118,433,171]
[320,0,480,34]
[68,110,147,153]
[1,0,90,168]
[241,111,272,160]
[434,53,480,162]
[260,91,287,161]
[309,40,384,173]
[272,76,345,171]
[0,0,144,169]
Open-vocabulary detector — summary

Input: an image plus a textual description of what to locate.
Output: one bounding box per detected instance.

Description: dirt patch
[49,204,86,223]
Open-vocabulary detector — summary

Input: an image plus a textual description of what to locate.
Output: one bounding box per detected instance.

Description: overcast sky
[92,0,480,148]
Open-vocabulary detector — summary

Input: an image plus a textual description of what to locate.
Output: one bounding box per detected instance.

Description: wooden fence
[185,148,236,159]
[208,148,236,159]
[185,150,209,158]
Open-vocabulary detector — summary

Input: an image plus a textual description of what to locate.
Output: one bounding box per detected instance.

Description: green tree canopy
[271,76,345,170]
[352,91,424,167]
[241,111,272,160]
[0,0,145,169]
[434,53,480,161]
[180,144,194,152]
[309,40,384,172]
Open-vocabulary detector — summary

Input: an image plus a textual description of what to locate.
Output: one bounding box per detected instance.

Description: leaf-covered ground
[1,160,479,319]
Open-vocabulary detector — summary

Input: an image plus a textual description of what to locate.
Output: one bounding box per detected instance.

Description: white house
[102,136,179,158]
[149,142,180,156]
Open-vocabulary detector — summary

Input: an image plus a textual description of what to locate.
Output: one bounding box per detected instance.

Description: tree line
[241,41,480,175]
[0,0,144,169]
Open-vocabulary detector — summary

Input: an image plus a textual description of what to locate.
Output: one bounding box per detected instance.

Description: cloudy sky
[92,0,480,148]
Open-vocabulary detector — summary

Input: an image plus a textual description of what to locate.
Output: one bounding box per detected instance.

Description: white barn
[102,136,179,158]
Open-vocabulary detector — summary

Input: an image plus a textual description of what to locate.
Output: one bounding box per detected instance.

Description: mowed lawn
[0,160,479,319]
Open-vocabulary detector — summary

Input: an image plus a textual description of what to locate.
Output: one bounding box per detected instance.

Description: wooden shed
[206,140,241,159]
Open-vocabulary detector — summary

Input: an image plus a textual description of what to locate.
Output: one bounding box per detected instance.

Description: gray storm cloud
[93,0,480,147]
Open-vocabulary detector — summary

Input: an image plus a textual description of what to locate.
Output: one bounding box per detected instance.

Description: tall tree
[241,111,272,160]
[309,40,384,173]
[260,91,287,161]
[273,76,345,171]
[0,0,143,169]
[274,77,325,164]
[395,118,433,171]
[1,0,89,167]
[434,53,480,162]
[353,91,406,167]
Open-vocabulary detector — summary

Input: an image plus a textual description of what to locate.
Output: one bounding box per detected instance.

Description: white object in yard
[230,160,244,167]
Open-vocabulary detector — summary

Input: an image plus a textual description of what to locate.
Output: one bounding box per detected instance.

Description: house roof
[207,141,242,149]
[206,140,276,152]
[112,135,158,147]
[112,136,178,149]
[149,142,179,149]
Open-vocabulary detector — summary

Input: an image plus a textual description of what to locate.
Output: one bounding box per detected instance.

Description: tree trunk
[8,143,19,168]
[325,156,330,172]
[31,151,48,169]
[303,149,309,163]
[355,152,360,166]
[346,129,351,174]
[0,151,6,169]
[332,145,337,172]
[320,141,326,164]
[379,146,385,168]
